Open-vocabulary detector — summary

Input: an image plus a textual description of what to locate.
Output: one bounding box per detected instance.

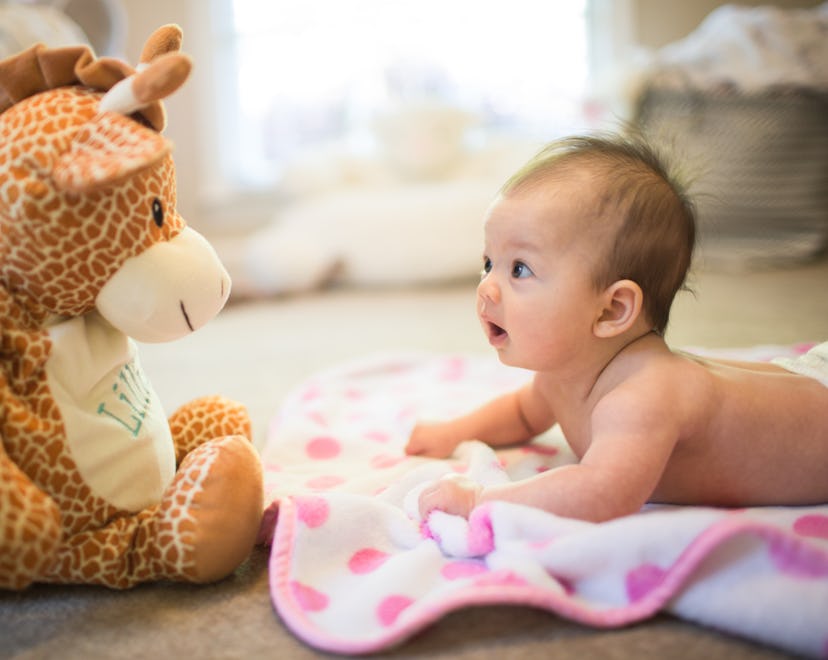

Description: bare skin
[405,176,828,522]
[408,334,828,522]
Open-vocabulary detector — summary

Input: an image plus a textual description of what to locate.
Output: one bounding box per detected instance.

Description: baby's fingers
[417,482,446,519]
[405,437,448,458]
[418,476,482,519]
[405,425,430,455]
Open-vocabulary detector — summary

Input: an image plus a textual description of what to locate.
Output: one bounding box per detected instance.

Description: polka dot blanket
[259,347,828,657]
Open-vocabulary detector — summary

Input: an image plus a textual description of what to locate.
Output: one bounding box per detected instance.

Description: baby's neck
[538,325,662,408]
[591,327,665,396]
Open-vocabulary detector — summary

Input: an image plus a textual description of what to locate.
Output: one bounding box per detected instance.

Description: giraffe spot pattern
[0,39,256,589]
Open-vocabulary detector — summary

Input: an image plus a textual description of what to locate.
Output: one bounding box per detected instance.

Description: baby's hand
[405,421,461,458]
[418,474,483,520]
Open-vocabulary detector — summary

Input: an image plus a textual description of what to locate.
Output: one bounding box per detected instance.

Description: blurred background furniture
[633,3,828,269]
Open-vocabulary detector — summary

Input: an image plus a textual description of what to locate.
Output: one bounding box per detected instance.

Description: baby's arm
[405,378,554,458]
[419,381,680,521]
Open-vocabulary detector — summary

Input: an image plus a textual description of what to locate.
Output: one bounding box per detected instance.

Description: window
[209,0,592,190]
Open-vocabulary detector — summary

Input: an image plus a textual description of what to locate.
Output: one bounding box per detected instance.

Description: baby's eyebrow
[504,238,542,254]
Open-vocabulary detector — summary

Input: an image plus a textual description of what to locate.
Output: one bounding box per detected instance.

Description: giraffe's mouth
[180,301,194,332]
[96,227,230,343]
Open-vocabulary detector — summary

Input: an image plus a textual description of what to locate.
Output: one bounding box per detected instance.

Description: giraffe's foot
[160,434,263,583]
[39,436,262,588]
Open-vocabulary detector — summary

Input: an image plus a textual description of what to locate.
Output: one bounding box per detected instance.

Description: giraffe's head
[0,25,231,342]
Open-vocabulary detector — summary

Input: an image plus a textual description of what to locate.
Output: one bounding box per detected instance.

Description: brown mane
[0,43,165,131]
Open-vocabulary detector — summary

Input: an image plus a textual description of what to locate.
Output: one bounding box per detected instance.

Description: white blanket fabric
[260,350,828,656]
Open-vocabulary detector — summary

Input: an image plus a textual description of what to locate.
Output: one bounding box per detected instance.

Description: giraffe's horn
[98,52,191,117]
[139,24,184,64]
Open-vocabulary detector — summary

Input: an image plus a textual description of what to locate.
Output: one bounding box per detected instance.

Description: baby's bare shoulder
[610,345,713,397]
[593,348,717,431]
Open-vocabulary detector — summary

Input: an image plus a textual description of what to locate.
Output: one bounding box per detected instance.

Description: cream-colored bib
[45,312,175,512]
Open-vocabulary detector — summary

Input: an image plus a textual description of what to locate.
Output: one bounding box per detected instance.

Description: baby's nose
[477,275,500,304]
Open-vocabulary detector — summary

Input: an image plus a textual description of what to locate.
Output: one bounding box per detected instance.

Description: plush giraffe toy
[0,25,263,589]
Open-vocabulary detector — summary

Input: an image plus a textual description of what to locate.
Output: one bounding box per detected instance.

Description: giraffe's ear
[53,112,172,193]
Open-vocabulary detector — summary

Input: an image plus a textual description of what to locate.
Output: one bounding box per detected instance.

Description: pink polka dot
[473,570,527,588]
[768,535,828,578]
[439,357,465,381]
[625,563,666,602]
[792,342,816,355]
[793,514,828,540]
[364,430,391,443]
[290,580,329,611]
[305,475,346,490]
[377,595,414,627]
[370,454,405,469]
[306,411,328,427]
[306,436,341,459]
[396,405,417,421]
[467,507,495,556]
[521,444,559,457]
[294,495,329,528]
[441,560,488,580]
[300,385,322,401]
[348,548,389,574]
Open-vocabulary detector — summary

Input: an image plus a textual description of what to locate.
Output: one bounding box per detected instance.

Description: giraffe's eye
[151,198,164,228]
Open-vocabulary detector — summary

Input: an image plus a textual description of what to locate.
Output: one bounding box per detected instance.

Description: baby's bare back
[652,354,828,507]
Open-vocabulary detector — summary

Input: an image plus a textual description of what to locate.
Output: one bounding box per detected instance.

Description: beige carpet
[2,257,825,659]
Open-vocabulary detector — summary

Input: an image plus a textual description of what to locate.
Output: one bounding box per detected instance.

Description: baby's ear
[593,279,643,338]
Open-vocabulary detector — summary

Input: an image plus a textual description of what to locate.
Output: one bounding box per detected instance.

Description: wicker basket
[635,87,828,269]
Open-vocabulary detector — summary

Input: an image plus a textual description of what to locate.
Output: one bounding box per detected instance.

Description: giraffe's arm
[0,437,62,589]
[168,395,253,465]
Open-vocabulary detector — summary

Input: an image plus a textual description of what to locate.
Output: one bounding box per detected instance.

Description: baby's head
[501,134,696,334]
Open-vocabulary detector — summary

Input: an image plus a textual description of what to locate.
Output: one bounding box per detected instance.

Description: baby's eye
[511,261,533,279]
[481,256,492,279]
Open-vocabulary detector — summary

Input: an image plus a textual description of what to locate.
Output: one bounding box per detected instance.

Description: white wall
[118,0,824,234]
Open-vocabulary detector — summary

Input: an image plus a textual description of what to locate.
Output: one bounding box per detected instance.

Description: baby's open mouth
[486,321,508,345]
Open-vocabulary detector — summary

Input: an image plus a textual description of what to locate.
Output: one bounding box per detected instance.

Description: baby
[405,133,828,523]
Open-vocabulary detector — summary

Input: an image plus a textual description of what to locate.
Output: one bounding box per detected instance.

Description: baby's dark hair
[501,133,696,334]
